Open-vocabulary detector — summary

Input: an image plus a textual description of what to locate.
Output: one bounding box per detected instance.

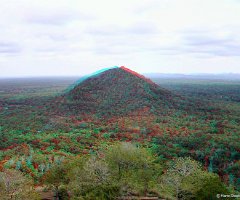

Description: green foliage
[66,143,162,198]
[1,77,240,198]
[105,143,151,179]
[160,157,231,200]
[44,163,68,186]
[58,187,69,200]
[103,133,111,139]
[195,175,230,200]
[67,155,119,199]
[75,185,120,200]
[104,142,162,196]
[43,163,69,199]
[0,169,40,200]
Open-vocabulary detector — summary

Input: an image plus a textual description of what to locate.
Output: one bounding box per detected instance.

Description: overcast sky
[1,0,240,77]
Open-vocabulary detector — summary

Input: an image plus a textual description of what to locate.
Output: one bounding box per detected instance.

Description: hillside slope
[57,66,183,117]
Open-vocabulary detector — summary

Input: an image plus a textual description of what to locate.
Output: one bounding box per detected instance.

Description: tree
[67,142,162,199]
[84,156,110,184]
[161,157,231,200]
[104,142,162,196]
[0,169,40,200]
[67,155,119,199]
[43,163,68,200]
[195,174,230,200]
[161,157,201,199]
[105,142,147,180]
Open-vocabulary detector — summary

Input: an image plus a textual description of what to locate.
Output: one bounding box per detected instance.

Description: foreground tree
[195,174,231,200]
[67,142,162,199]
[104,142,162,196]
[67,155,119,199]
[161,157,230,199]
[43,163,69,200]
[0,169,40,200]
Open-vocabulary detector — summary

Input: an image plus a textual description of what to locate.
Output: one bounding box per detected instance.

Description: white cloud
[0,0,240,77]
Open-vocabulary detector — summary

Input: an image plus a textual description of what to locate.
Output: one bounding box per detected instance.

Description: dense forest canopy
[0,71,240,199]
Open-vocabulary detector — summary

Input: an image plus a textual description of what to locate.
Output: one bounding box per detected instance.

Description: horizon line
[1,72,240,79]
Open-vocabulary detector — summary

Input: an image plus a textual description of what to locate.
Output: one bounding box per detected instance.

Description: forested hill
[56,66,184,117]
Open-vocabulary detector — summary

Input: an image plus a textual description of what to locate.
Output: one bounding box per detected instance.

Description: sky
[1,0,240,77]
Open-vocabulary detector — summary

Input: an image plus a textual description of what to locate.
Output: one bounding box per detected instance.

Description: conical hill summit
[58,66,182,117]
